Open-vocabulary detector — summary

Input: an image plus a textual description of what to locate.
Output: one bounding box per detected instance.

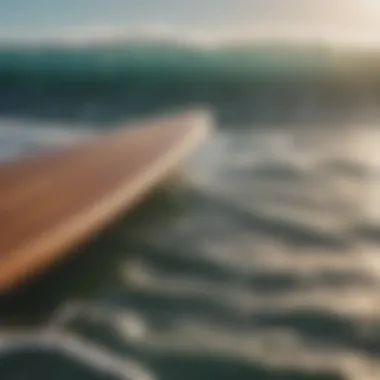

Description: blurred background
[1,1,380,379]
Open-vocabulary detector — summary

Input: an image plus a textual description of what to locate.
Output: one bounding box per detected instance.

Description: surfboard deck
[0,110,211,292]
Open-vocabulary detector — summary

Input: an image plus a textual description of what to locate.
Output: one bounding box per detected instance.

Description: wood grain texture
[0,111,211,292]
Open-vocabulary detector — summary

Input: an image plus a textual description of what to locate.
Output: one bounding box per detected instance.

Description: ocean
[0,40,380,380]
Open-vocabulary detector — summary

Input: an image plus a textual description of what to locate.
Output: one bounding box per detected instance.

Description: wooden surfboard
[0,110,211,292]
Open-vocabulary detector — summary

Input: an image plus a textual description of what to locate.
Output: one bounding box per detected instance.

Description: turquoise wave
[1,41,380,124]
[1,41,379,82]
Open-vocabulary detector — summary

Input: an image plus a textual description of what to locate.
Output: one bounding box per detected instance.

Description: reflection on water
[1,123,380,380]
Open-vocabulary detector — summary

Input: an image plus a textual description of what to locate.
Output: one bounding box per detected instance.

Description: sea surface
[1,41,380,380]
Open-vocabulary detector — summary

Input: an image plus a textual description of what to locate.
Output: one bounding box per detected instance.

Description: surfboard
[0,110,211,292]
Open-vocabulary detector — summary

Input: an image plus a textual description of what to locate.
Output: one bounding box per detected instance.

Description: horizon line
[1,24,380,50]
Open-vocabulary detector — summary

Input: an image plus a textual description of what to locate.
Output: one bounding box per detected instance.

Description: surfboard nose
[0,110,213,292]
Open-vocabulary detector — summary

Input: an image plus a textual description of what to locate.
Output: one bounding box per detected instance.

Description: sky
[0,0,379,45]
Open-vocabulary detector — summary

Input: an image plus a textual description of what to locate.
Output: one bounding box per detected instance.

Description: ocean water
[1,41,380,380]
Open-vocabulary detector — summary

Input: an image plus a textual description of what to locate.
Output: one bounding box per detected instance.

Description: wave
[1,41,380,124]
